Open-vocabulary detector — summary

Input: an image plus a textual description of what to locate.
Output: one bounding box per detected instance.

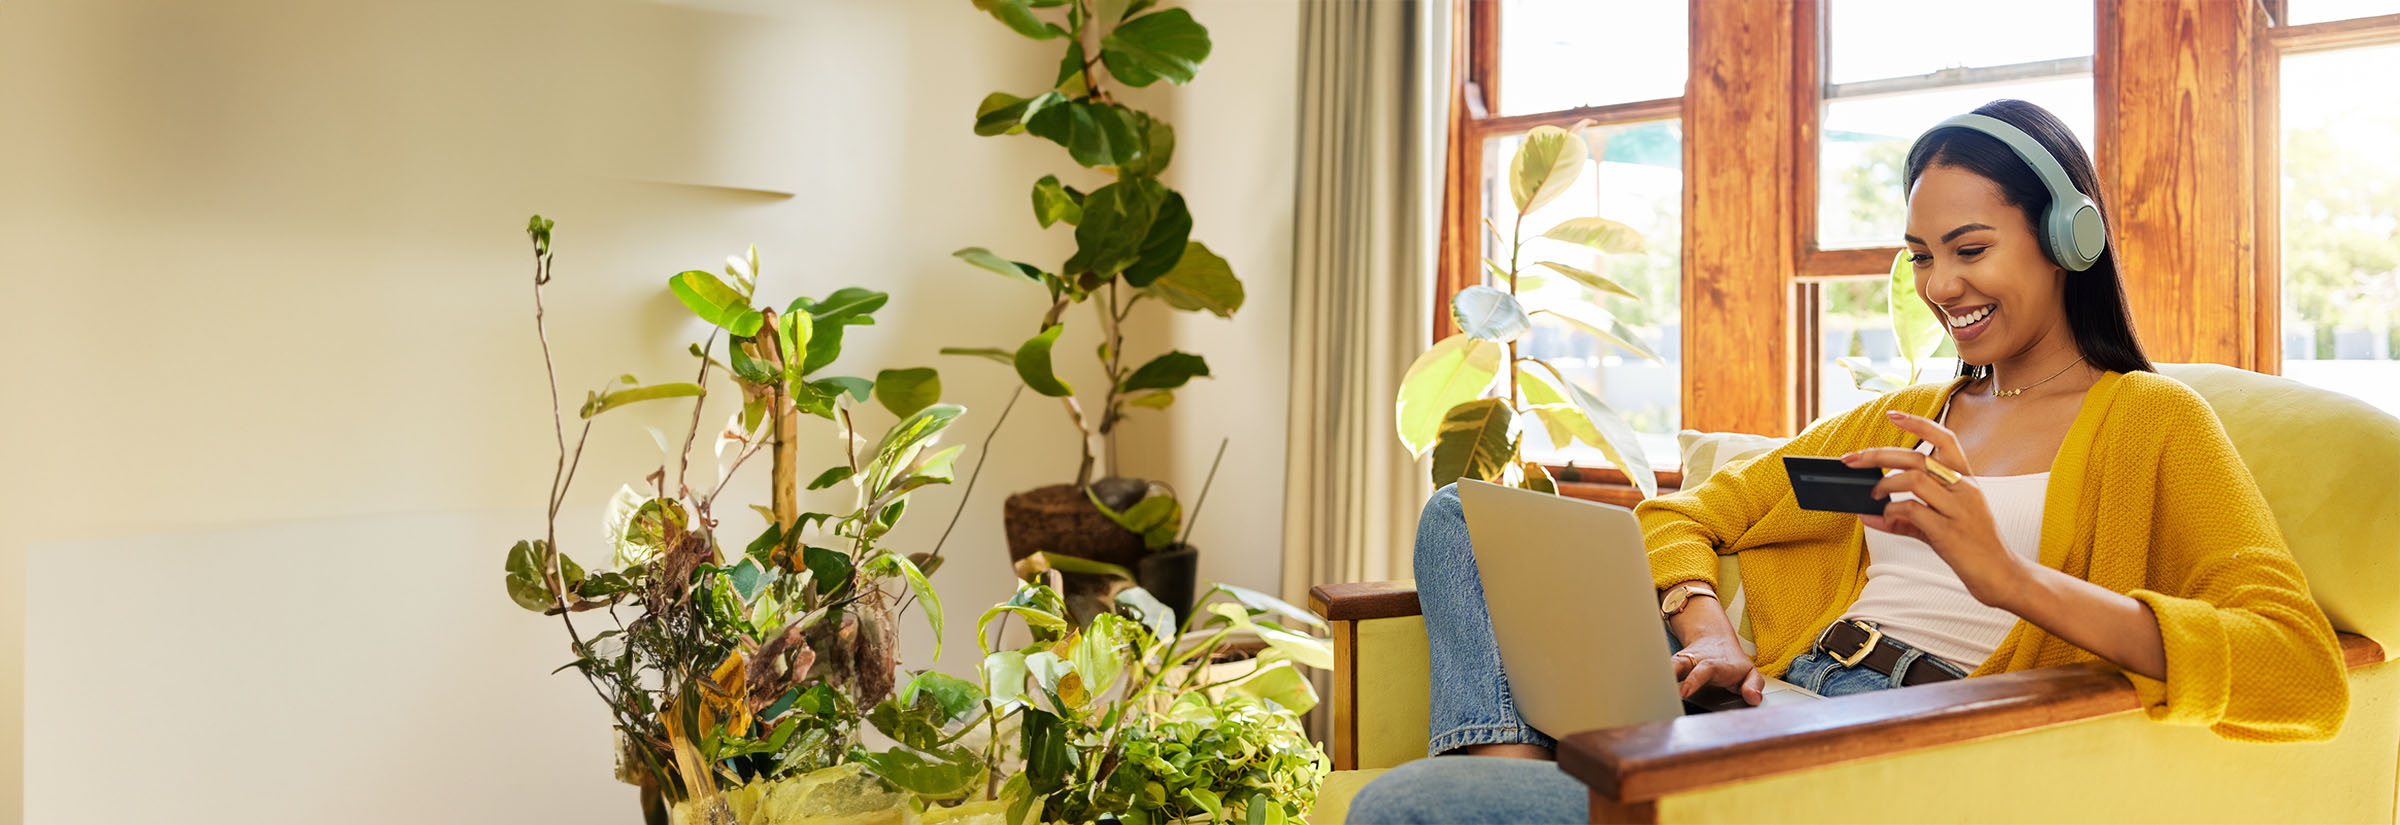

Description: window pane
[2279,44,2400,418]
[1496,0,1686,115]
[2285,0,2400,24]
[1826,0,2092,86]
[1483,121,1684,466]
[1816,281,1960,420]
[1817,79,2096,251]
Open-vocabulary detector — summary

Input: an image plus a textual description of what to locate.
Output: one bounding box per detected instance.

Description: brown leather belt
[1811,619,1967,686]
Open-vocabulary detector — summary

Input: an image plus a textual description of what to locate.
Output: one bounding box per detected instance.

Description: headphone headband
[1912,113,2107,271]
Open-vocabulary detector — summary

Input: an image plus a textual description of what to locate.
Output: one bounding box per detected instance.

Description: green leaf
[858,746,984,798]
[974,91,1063,137]
[901,671,984,724]
[862,403,966,499]
[1539,216,1646,255]
[1838,356,1907,393]
[1118,109,1176,178]
[876,552,946,660]
[972,0,1067,40]
[1071,613,1131,695]
[1120,350,1209,392]
[1205,603,1334,670]
[802,545,853,597]
[1013,324,1075,397]
[1054,42,1090,97]
[1120,190,1190,287]
[806,465,855,491]
[503,540,554,611]
[1531,260,1639,300]
[941,347,1015,369]
[779,309,814,384]
[1037,550,1135,581]
[1215,582,1327,630]
[1229,662,1318,714]
[1450,285,1532,342]
[728,558,766,602]
[797,287,889,327]
[668,270,761,336]
[1536,300,1664,363]
[984,650,1030,704]
[727,336,779,384]
[1124,390,1174,410]
[1065,178,1161,276]
[810,375,873,404]
[1020,708,1074,794]
[743,523,784,564]
[1028,100,1142,168]
[1888,250,1945,373]
[1395,334,1503,456]
[579,382,704,419]
[1114,587,1177,645]
[1099,9,1212,87]
[1548,367,1658,498]
[874,367,942,418]
[1510,124,1588,214]
[955,247,1044,283]
[1429,398,1515,488]
[1141,241,1243,318]
[1031,175,1084,228]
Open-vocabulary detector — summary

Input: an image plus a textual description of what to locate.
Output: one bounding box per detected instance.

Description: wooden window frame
[1435,1,1692,499]
[2252,9,2400,372]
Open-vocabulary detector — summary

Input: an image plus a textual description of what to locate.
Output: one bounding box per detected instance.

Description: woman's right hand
[1670,632,1765,705]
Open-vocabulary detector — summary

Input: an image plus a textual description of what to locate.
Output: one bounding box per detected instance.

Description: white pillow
[1670,430,1791,654]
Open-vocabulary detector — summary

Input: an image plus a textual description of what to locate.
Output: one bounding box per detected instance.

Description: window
[1443,0,2400,500]
[1448,2,1687,474]
[2271,19,2400,418]
[1806,0,2095,420]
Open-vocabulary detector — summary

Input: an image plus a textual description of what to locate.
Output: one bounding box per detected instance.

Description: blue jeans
[1347,485,1905,825]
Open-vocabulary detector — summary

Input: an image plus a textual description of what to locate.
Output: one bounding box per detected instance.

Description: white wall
[0,0,1297,820]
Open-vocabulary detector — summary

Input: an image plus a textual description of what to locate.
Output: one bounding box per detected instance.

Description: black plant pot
[1136,544,1199,629]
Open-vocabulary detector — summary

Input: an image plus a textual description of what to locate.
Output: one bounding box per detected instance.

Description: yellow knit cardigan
[1635,370,2349,742]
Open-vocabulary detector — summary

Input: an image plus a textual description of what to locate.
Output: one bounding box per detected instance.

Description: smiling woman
[1348,98,2354,825]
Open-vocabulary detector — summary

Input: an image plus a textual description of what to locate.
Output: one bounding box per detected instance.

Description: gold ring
[1923,457,1963,487]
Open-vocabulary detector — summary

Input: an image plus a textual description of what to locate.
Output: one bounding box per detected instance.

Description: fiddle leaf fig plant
[504,216,977,823]
[1838,250,1948,392]
[945,0,1243,492]
[1395,124,1664,497]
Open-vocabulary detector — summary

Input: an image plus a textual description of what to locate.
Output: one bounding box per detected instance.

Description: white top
[1840,471,2047,672]
[1837,394,2048,673]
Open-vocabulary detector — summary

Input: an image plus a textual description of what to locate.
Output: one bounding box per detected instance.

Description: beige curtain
[1279,0,1450,607]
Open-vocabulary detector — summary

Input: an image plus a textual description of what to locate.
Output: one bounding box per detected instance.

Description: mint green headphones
[1913,113,2108,272]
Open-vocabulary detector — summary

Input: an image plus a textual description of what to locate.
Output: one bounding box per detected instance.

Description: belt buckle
[1829,620,1883,668]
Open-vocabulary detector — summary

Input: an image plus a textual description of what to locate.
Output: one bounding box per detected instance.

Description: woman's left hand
[1841,410,2035,610]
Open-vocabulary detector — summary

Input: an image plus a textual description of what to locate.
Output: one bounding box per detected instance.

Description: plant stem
[527,225,620,726]
[927,385,1025,563]
[1174,438,1229,547]
[1505,212,1524,407]
[675,330,722,503]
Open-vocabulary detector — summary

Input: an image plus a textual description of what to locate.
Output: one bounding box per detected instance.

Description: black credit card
[1783,456,1888,515]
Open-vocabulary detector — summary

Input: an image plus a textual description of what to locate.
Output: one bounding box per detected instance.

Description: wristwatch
[1659,581,1718,619]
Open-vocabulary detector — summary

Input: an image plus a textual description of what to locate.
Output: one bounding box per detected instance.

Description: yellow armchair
[1307,365,2400,824]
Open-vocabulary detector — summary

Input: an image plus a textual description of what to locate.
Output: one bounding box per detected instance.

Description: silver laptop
[1456,480,1819,736]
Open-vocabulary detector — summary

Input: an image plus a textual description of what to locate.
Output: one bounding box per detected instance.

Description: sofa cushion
[2157,363,2400,654]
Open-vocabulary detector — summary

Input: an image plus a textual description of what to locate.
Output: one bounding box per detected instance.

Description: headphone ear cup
[2049,197,2105,272]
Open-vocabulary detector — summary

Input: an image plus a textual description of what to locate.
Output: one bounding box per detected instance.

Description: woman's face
[1903,163,2070,367]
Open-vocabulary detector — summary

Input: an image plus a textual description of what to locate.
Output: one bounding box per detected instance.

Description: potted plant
[842,559,1332,825]
[502,216,973,824]
[944,0,1243,624]
[1394,124,1665,496]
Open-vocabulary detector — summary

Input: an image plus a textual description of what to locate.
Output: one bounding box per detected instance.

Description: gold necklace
[1991,356,2087,398]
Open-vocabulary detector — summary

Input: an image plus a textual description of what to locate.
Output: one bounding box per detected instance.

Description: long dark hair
[1904,99,2152,381]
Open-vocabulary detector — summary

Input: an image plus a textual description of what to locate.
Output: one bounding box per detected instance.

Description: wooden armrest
[1309,581,1421,622]
[1559,632,2382,805]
